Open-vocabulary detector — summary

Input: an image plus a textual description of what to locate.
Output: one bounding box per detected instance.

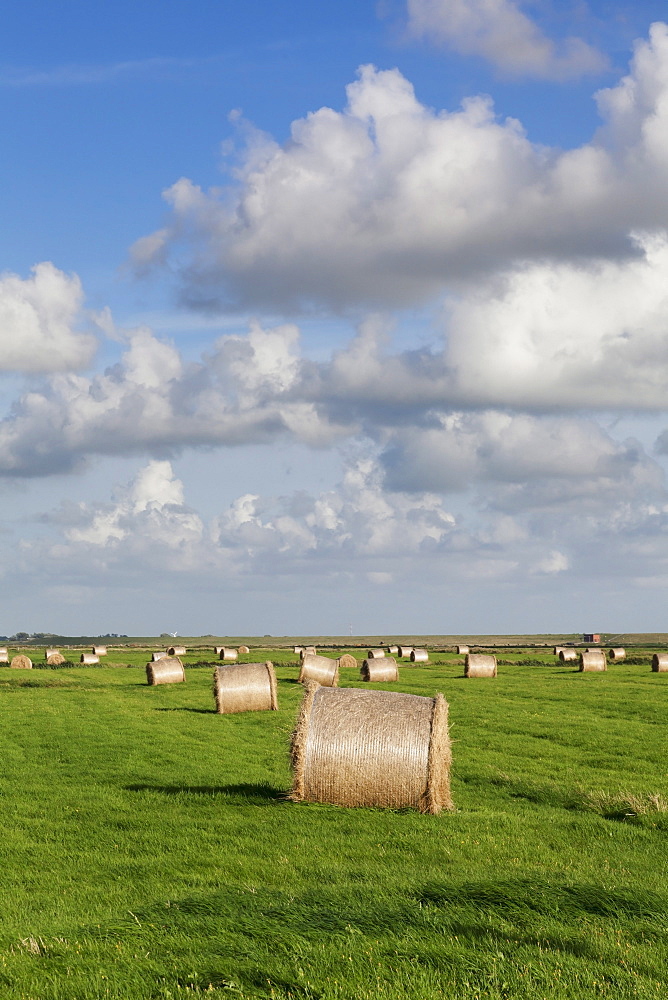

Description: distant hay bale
[290,685,453,813]
[46,653,66,666]
[168,646,187,656]
[294,646,304,655]
[651,654,668,672]
[457,645,470,655]
[92,645,107,656]
[0,647,8,664]
[219,647,238,661]
[213,662,278,714]
[10,654,32,670]
[361,657,398,682]
[337,653,358,670]
[45,648,60,659]
[300,646,317,659]
[398,646,414,658]
[410,648,429,663]
[608,647,626,662]
[553,646,565,655]
[465,654,497,678]
[146,656,185,685]
[80,653,99,665]
[298,653,339,687]
[238,645,250,654]
[214,646,224,655]
[151,651,168,662]
[367,648,385,659]
[387,645,399,655]
[579,650,607,672]
[559,649,578,662]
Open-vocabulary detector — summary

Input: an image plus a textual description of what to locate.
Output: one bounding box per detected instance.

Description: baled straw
[10,654,32,670]
[46,653,66,665]
[387,645,399,655]
[457,645,469,655]
[465,653,497,677]
[300,646,317,659]
[152,651,167,661]
[80,653,99,664]
[651,653,668,672]
[361,657,399,682]
[411,648,429,663]
[45,648,60,659]
[298,653,339,687]
[579,650,607,672]
[219,647,238,661]
[337,653,357,670]
[608,647,626,661]
[146,656,185,685]
[293,646,304,655]
[559,648,578,662]
[367,648,385,659]
[553,646,566,655]
[92,645,107,656]
[398,646,414,658]
[290,684,453,814]
[168,645,187,656]
[213,662,278,714]
[0,647,9,664]
[214,646,224,655]
[238,645,250,654]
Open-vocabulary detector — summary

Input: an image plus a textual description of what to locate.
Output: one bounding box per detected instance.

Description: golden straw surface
[298,653,339,687]
[580,650,607,672]
[465,653,497,677]
[213,662,278,713]
[361,657,399,682]
[146,657,186,685]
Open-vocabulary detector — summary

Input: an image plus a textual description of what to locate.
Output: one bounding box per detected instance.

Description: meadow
[0,642,666,999]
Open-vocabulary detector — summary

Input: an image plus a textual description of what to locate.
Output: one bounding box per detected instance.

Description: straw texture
[559,649,578,662]
[398,646,414,658]
[92,645,107,656]
[300,646,317,659]
[45,648,60,659]
[387,645,399,655]
[361,657,399,682]
[152,651,167,661]
[465,653,497,678]
[46,653,66,665]
[0,647,8,664]
[238,645,250,654]
[651,653,668,672]
[457,645,470,655]
[219,647,239,661]
[580,650,607,672]
[337,653,357,670]
[290,685,453,813]
[10,654,32,670]
[213,662,278,714]
[298,653,339,687]
[608,647,626,661]
[367,649,385,659]
[411,648,429,663]
[168,646,186,656]
[80,653,99,664]
[146,656,185,685]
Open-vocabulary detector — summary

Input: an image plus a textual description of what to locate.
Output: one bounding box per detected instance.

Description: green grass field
[0,644,666,999]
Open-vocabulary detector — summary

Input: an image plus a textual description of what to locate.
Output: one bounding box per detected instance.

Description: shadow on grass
[154,706,215,714]
[124,782,286,803]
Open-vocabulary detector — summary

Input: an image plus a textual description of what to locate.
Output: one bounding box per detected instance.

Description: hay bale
[465,653,497,678]
[290,685,452,813]
[168,645,186,656]
[10,654,32,670]
[608,647,626,662]
[80,653,99,664]
[387,645,399,655]
[457,645,470,655]
[579,650,607,672]
[214,646,224,655]
[45,648,60,659]
[238,645,250,655]
[559,649,578,662]
[367,648,385,659]
[411,648,429,663]
[337,653,358,670]
[213,662,278,713]
[46,653,66,666]
[298,653,339,687]
[0,647,8,664]
[146,656,185,685]
[151,651,168,662]
[398,646,414,658]
[219,647,238,661]
[293,646,304,655]
[361,657,399,682]
[92,645,107,656]
[651,654,668,672]
[300,645,317,659]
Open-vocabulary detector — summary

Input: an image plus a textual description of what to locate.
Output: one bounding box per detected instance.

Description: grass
[0,646,666,998]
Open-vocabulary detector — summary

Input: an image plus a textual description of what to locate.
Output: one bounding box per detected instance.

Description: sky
[2,0,668,637]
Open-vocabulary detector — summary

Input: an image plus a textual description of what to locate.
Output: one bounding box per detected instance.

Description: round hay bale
[456,645,470,655]
[367,648,385,659]
[238,645,250,655]
[411,648,429,663]
[151,651,168,662]
[168,645,187,656]
[146,656,185,685]
[293,645,304,655]
[214,646,224,655]
[0,648,8,664]
[45,648,60,659]
[387,645,399,655]
[219,647,238,661]
[361,657,399,682]
[608,647,626,662]
[579,650,607,672]
[80,653,99,664]
[46,653,66,666]
[92,645,107,656]
[398,646,414,658]
[337,653,358,670]
[300,646,317,659]
[213,662,278,713]
[651,653,668,672]
[298,653,339,687]
[10,654,32,670]
[290,685,453,813]
[465,654,497,678]
[559,648,578,662]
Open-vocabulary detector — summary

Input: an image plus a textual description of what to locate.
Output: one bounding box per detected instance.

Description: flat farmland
[0,644,666,999]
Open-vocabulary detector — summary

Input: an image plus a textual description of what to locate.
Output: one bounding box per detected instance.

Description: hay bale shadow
[124,782,285,803]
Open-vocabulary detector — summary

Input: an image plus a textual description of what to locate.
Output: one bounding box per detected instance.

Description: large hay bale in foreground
[651,654,668,672]
[45,648,60,659]
[337,653,357,670]
[238,645,250,655]
[579,650,607,672]
[298,653,339,687]
[151,651,167,662]
[80,653,99,664]
[465,654,497,678]
[608,647,626,662]
[92,645,107,656]
[0,647,8,664]
[367,648,385,659]
[10,654,32,670]
[146,656,185,685]
[46,653,66,666]
[168,645,186,656]
[398,646,414,658]
[213,662,278,714]
[411,648,429,663]
[361,657,398,682]
[559,648,578,662]
[290,685,452,813]
[457,645,469,655]
[219,647,238,661]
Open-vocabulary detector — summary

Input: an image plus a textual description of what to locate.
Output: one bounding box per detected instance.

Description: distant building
[583,633,601,643]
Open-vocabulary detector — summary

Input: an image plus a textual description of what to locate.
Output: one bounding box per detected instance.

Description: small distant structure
[583,633,601,643]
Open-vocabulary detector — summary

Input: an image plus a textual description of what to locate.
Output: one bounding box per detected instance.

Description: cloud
[130,27,668,311]
[0,263,96,373]
[405,0,606,80]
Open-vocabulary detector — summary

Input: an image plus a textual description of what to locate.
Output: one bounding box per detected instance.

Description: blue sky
[2,0,668,636]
